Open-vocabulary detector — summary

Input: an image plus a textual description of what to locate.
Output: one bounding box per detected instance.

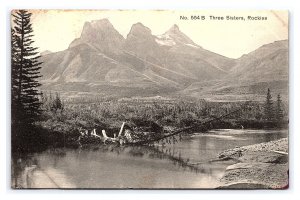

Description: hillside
[39,19,288,101]
[180,40,288,102]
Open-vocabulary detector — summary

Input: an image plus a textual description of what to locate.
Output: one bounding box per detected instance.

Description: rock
[218,182,270,189]
[218,138,288,160]
[218,138,289,189]
[237,151,288,164]
[220,163,288,189]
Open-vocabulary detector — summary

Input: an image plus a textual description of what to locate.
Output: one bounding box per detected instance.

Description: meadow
[12,93,287,153]
[38,94,288,137]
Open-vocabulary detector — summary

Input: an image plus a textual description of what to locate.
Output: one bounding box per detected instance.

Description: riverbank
[11,129,287,189]
[21,96,286,153]
[217,138,288,189]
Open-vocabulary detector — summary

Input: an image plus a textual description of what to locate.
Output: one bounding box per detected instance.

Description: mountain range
[39,19,288,101]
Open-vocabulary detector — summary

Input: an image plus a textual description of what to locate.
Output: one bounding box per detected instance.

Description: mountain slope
[40,20,235,93]
[38,19,288,100]
[228,40,288,82]
[181,40,288,101]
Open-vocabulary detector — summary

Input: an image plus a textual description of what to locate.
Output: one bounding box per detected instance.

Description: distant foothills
[39,19,288,102]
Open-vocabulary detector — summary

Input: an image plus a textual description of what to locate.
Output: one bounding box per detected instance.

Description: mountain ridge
[39,19,288,101]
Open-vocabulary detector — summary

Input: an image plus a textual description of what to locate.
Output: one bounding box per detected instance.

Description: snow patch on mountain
[155,34,176,46]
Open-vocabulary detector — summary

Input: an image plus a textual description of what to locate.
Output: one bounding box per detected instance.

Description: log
[118,122,126,138]
[272,150,288,155]
[130,101,252,145]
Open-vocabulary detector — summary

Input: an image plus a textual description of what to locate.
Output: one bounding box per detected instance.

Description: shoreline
[12,131,288,189]
[217,138,288,189]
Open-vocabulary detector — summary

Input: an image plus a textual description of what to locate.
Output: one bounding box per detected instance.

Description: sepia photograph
[10,10,288,189]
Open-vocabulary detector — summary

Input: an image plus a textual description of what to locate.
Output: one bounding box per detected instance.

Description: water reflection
[12,129,287,189]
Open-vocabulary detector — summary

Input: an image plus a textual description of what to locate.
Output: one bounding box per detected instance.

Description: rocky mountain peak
[163,24,197,46]
[80,18,120,39]
[166,24,180,34]
[127,22,152,38]
[69,19,125,53]
[80,19,113,36]
[90,18,111,26]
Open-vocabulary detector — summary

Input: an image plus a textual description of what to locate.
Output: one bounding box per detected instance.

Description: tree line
[264,88,285,122]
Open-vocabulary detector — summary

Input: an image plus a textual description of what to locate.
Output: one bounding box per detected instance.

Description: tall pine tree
[11,10,42,125]
[275,94,284,122]
[264,88,274,121]
[11,28,19,125]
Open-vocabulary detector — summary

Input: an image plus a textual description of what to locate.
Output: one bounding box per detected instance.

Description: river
[11,129,287,189]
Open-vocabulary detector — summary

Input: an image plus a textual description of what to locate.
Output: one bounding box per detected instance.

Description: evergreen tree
[264,88,274,121]
[51,92,63,113]
[11,28,20,125]
[11,10,42,125]
[275,94,284,121]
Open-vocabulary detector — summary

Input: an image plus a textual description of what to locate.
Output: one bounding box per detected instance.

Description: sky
[20,10,288,59]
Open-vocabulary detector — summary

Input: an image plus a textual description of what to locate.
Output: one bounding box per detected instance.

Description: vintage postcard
[11,10,288,189]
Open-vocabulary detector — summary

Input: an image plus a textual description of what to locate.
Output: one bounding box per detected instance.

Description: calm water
[12,129,287,189]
